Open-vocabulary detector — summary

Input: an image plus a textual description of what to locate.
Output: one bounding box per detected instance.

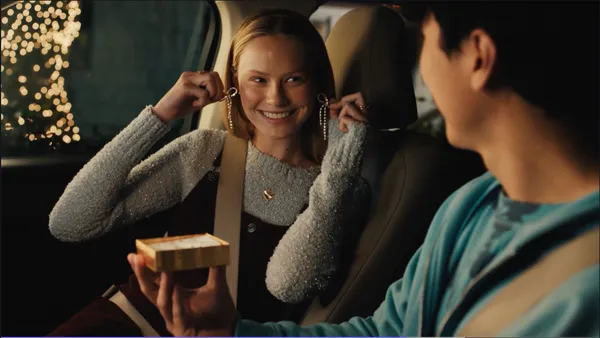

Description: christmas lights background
[1,0,82,152]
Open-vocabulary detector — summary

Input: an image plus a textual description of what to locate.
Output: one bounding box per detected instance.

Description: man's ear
[466,29,497,91]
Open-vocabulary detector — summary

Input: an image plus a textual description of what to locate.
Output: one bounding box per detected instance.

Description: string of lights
[1,0,82,148]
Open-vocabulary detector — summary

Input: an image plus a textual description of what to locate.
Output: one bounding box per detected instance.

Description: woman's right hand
[153,71,226,123]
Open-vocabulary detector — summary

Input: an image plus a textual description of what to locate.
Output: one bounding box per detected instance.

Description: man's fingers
[130,254,159,304]
[207,265,228,289]
[171,285,186,332]
[157,272,175,324]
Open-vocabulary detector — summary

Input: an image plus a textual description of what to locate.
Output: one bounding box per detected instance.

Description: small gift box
[136,233,230,272]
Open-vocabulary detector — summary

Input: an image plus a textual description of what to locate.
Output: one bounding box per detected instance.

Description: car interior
[1,0,485,335]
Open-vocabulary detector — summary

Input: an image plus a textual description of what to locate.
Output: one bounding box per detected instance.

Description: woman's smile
[256,108,298,122]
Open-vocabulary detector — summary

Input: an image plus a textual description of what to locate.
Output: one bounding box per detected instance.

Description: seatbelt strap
[459,225,599,336]
[213,132,248,305]
[108,290,160,337]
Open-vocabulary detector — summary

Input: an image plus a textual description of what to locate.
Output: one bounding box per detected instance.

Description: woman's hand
[128,254,237,337]
[153,71,226,123]
[329,92,369,133]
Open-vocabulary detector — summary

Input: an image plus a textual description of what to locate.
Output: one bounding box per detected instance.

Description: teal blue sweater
[236,172,600,336]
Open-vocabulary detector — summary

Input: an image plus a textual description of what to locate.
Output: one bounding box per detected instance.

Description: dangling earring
[317,93,329,141]
[220,87,238,132]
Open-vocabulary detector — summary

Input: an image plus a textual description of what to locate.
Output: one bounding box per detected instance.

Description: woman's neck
[251,133,314,168]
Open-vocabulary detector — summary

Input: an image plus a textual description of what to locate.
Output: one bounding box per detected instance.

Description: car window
[1,0,217,158]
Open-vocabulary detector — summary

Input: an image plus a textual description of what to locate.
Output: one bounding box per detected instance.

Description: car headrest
[325,6,417,130]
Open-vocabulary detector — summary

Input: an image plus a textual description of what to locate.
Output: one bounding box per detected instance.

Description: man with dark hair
[130,2,599,336]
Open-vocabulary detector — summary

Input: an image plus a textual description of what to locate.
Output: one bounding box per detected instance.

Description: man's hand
[128,254,237,336]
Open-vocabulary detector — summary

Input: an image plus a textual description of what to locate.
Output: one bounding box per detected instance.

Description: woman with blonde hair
[48,9,369,336]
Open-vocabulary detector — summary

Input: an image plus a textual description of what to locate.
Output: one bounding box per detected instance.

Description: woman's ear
[232,68,240,88]
[466,28,497,91]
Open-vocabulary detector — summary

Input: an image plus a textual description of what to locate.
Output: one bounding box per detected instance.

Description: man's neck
[477,104,599,204]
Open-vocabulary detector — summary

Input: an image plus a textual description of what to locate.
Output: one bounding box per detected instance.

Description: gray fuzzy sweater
[49,105,368,304]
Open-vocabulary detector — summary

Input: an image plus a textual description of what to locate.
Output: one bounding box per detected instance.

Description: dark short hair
[404,1,599,161]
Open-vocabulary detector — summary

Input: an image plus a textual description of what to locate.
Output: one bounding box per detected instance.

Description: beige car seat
[300,5,485,324]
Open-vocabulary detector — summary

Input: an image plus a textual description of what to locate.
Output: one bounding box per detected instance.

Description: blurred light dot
[25,2,32,9]
[7,9,14,16]
[35,93,42,100]
[55,129,62,136]
[53,98,60,105]
[67,119,75,127]
[18,117,25,125]
[18,75,26,83]
[5,123,13,130]
[6,69,13,75]
[33,64,40,71]
[10,57,17,64]
[73,134,80,141]
[73,126,80,134]
[41,87,48,94]
[62,135,71,143]
[1,17,8,24]
[16,2,22,9]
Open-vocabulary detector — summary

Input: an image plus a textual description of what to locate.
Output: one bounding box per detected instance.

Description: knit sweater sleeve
[265,119,369,304]
[49,106,226,242]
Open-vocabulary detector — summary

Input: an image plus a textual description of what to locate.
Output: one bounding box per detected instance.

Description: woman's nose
[266,84,289,107]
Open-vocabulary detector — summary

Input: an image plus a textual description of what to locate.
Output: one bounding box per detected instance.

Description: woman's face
[235,34,315,142]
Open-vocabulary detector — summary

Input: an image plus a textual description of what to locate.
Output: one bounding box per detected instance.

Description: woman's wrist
[151,104,175,123]
[322,120,367,176]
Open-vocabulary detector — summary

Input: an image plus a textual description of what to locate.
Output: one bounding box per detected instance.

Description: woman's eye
[251,77,266,83]
[286,76,303,83]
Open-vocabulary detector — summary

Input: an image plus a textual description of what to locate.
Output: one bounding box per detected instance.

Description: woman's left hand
[329,92,369,133]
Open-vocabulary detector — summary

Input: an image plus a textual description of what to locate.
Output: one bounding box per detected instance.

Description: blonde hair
[223,9,335,164]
